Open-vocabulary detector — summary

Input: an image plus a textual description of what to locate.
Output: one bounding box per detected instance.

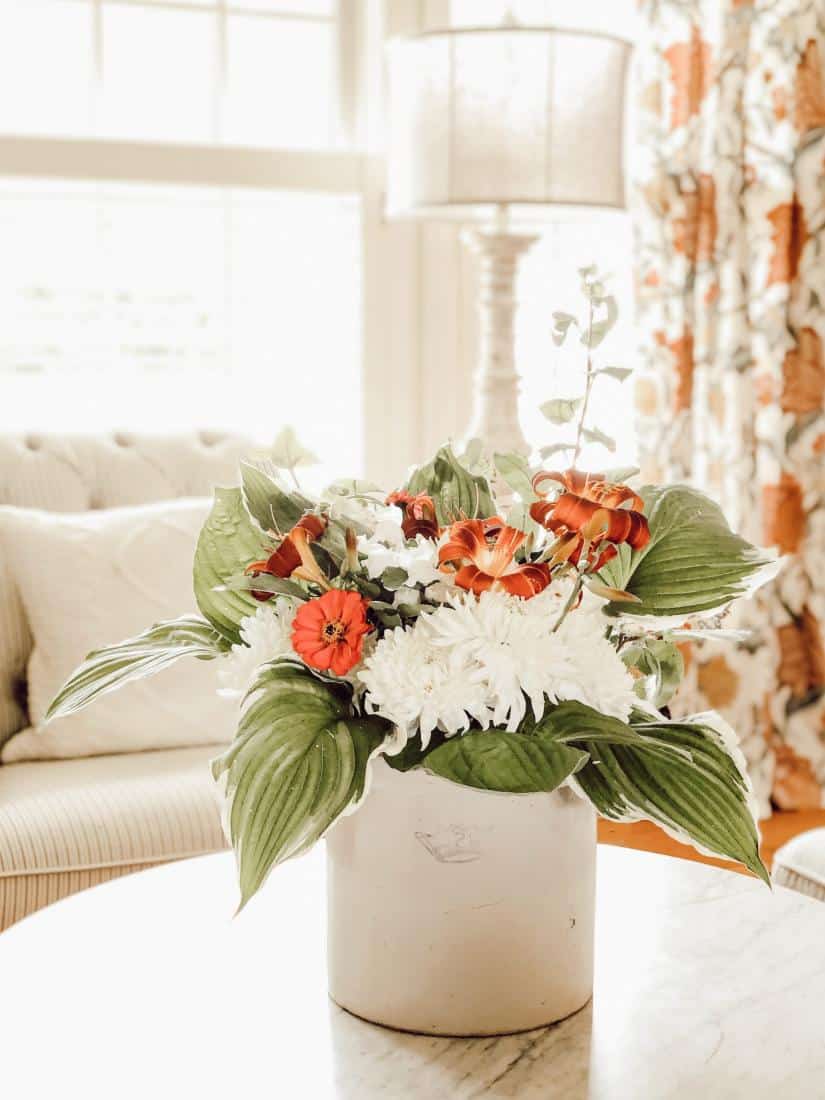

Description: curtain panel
[634,0,825,814]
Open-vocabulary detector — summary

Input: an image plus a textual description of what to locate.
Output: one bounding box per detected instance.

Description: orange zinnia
[291,589,371,676]
[530,469,650,572]
[386,490,440,541]
[438,519,550,598]
[245,513,328,596]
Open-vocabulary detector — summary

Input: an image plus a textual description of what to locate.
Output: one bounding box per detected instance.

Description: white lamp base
[461,226,539,459]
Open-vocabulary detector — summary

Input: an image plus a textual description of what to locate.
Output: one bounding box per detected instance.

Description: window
[0,0,376,486]
[0,0,342,148]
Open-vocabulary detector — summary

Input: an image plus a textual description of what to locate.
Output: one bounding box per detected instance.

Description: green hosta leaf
[240,460,313,534]
[383,730,448,773]
[599,484,777,618]
[423,728,588,794]
[570,708,768,883]
[268,425,319,472]
[193,488,266,644]
[212,662,390,909]
[46,616,229,722]
[540,397,582,425]
[406,444,495,524]
[599,366,633,382]
[581,426,616,452]
[621,637,684,708]
[493,451,537,501]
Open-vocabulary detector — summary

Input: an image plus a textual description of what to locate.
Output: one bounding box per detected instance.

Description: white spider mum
[358,622,490,747]
[426,586,637,731]
[218,600,296,698]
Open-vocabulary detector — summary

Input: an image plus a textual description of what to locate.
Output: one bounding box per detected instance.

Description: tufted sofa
[0,431,253,930]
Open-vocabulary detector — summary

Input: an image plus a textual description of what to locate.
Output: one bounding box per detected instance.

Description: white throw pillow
[0,499,239,762]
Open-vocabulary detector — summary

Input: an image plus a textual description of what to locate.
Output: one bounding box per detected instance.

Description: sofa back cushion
[0,432,252,748]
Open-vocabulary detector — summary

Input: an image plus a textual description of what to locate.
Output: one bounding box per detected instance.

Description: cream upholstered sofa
[0,431,252,931]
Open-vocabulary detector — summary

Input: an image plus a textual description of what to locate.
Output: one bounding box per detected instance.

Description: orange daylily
[438,519,550,598]
[245,513,328,596]
[386,491,441,541]
[530,469,650,572]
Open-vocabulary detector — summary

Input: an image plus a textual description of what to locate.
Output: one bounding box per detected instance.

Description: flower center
[322,619,347,644]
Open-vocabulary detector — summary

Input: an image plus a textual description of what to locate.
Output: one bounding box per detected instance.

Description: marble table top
[1,846,824,1099]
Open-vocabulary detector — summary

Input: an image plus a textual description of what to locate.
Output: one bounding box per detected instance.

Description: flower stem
[572,296,595,467]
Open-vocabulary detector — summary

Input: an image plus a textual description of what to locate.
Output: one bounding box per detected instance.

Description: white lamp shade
[386,27,632,219]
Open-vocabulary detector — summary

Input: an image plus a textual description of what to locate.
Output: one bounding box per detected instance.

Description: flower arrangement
[48,271,778,908]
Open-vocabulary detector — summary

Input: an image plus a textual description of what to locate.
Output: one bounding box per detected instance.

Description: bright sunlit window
[0,0,339,148]
[0,0,364,481]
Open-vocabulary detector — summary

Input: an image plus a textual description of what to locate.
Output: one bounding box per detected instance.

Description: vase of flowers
[47,271,778,1038]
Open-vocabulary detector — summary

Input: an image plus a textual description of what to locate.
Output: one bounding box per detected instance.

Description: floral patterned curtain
[633,0,825,815]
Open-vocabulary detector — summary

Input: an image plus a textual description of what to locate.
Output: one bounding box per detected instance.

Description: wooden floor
[597,810,825,875]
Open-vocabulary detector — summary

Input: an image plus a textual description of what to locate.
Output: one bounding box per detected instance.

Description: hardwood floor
[598,810,825,874]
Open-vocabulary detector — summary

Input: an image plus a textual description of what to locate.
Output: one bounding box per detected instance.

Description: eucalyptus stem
[572,295,595,467]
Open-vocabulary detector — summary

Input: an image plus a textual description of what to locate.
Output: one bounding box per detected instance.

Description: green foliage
[46,617,229,722]
[580,426,616,453]
[423,727,588,794]
[384,730,448,772]
[599,484,777,618]
[212,662,390,909]
[620,637,685,708]
[405,444,495,524]
[563,706,769,884]
[240,460,313,534]
[551,311,578,346]
[493,451,537,502]
[599,366,633,382]
[540,397,582,425]
[380,566,409,591]
[193,488,266,644]
[268,426,319,473]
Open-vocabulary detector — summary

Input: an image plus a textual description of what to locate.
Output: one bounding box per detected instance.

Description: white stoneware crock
[325,759,596,1036]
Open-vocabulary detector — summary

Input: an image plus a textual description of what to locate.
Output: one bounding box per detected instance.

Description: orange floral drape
[634,0,825,814]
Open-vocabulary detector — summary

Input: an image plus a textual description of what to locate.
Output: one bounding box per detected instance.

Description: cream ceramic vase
[325,760,596,1037]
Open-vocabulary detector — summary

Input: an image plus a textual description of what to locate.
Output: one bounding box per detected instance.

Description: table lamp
[386,23,632,456]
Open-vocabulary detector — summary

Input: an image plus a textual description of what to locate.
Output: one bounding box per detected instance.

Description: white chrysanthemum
[425,586,637,731]
[358,623,490,747]
[218,600,296,698]
[358,528,443,588]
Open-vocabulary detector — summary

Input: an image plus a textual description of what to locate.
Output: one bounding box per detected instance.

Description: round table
[1,847,823,1099]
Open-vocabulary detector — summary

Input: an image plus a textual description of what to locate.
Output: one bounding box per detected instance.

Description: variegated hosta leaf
[405,444,495,524]
[212,662,390,909]
[423,728,588,794]
[46,616,229,722]
[599,484,778,618]
[493,451,537,502]
[539,702,767,883]
[240,460,313,535]
[193,487,267,645]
